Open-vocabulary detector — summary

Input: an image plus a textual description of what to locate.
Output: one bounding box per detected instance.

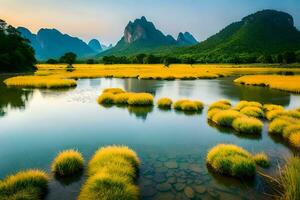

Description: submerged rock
[174,183,186,191]
[184,186,195,199]
[156,182,172,192]
[164,161,178,169]
[193,185,206,194]
[142,186,157,198]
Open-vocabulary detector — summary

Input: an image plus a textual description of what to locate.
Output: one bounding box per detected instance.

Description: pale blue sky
[1,0,299,45]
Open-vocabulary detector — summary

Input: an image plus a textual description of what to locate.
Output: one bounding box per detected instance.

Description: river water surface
[0,76,299,200]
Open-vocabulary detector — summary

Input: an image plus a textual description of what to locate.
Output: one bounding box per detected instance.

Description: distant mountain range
[17,10,300,61]
[98,16,198,57]
[17,27,112,60]
[171,10,300,59]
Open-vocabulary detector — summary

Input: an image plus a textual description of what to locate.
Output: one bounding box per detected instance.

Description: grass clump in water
[4,76,77,89]
[279,156,300,200]
[240,106,264,118]
[211,109,242,127]
[206,144,256,178]
[208,100,231,111]
[263,104,284,113]
[78,172,139,200]
[207,109,222,120]
[253,153,270,168]
[127,93,154,106]
[113,93,132,105]
[173,99,203,112]
[232,116,263,134]
[79,146,140,200]
[103,88,125,94]
[51,150,84,177]
[0,170,49,200]
[235,100,262,111]
[97,93,115,105]
[269,116,298,135]
[157,98,173,109]
[288,133,300,149]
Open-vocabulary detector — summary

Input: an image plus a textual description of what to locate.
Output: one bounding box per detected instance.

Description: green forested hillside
[171,10,300,62]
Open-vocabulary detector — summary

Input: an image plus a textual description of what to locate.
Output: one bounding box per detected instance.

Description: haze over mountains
[17,27,111,60]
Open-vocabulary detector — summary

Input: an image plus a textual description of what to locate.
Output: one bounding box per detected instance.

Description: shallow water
[0,76,299,200]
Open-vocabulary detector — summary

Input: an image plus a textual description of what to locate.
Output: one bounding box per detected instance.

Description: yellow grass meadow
[234,75,300,93]
[4,64,300,89]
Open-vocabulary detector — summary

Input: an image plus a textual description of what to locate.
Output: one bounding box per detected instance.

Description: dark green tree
[143,54,159,64]
[59,52,77,65]
[0,19,36,72]
[46,58,58,64]
[282,51,296,64]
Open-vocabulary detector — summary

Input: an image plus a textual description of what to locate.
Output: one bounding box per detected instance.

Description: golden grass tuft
[268,116,299,135]
[211,109,242,127]
[103,88,125,94]
[51,149,84,177]
[127,93,154,106]
[113,93,132,105]
[232,116,263,134]
[235,100,262,111]
[79,146,140,200]
[263,104,284,113]
[288,132,300,149]
[208,100,231,111]
[283,125,300,139]
[157,98,173,109]
[78,172,139,200]
[240,106,264,118]
[253,153,270,168]
[0,170,49,200]
[206,144,256,178]
[173,99,203,112]
[279,156,300,200]
[266,109,286,121]
[235,75,300,93]
[97,93,115,105]
[207,109,222,120]
[4,76,77,89]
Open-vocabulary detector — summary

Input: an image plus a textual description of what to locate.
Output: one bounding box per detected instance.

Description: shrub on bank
[206,144,256,178]
[51,150,84,177]
[157,98,173,109]
[0,170,49,200]
[232,116,263,134]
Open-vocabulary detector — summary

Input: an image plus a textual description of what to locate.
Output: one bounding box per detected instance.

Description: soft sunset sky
[1,0,300,45]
